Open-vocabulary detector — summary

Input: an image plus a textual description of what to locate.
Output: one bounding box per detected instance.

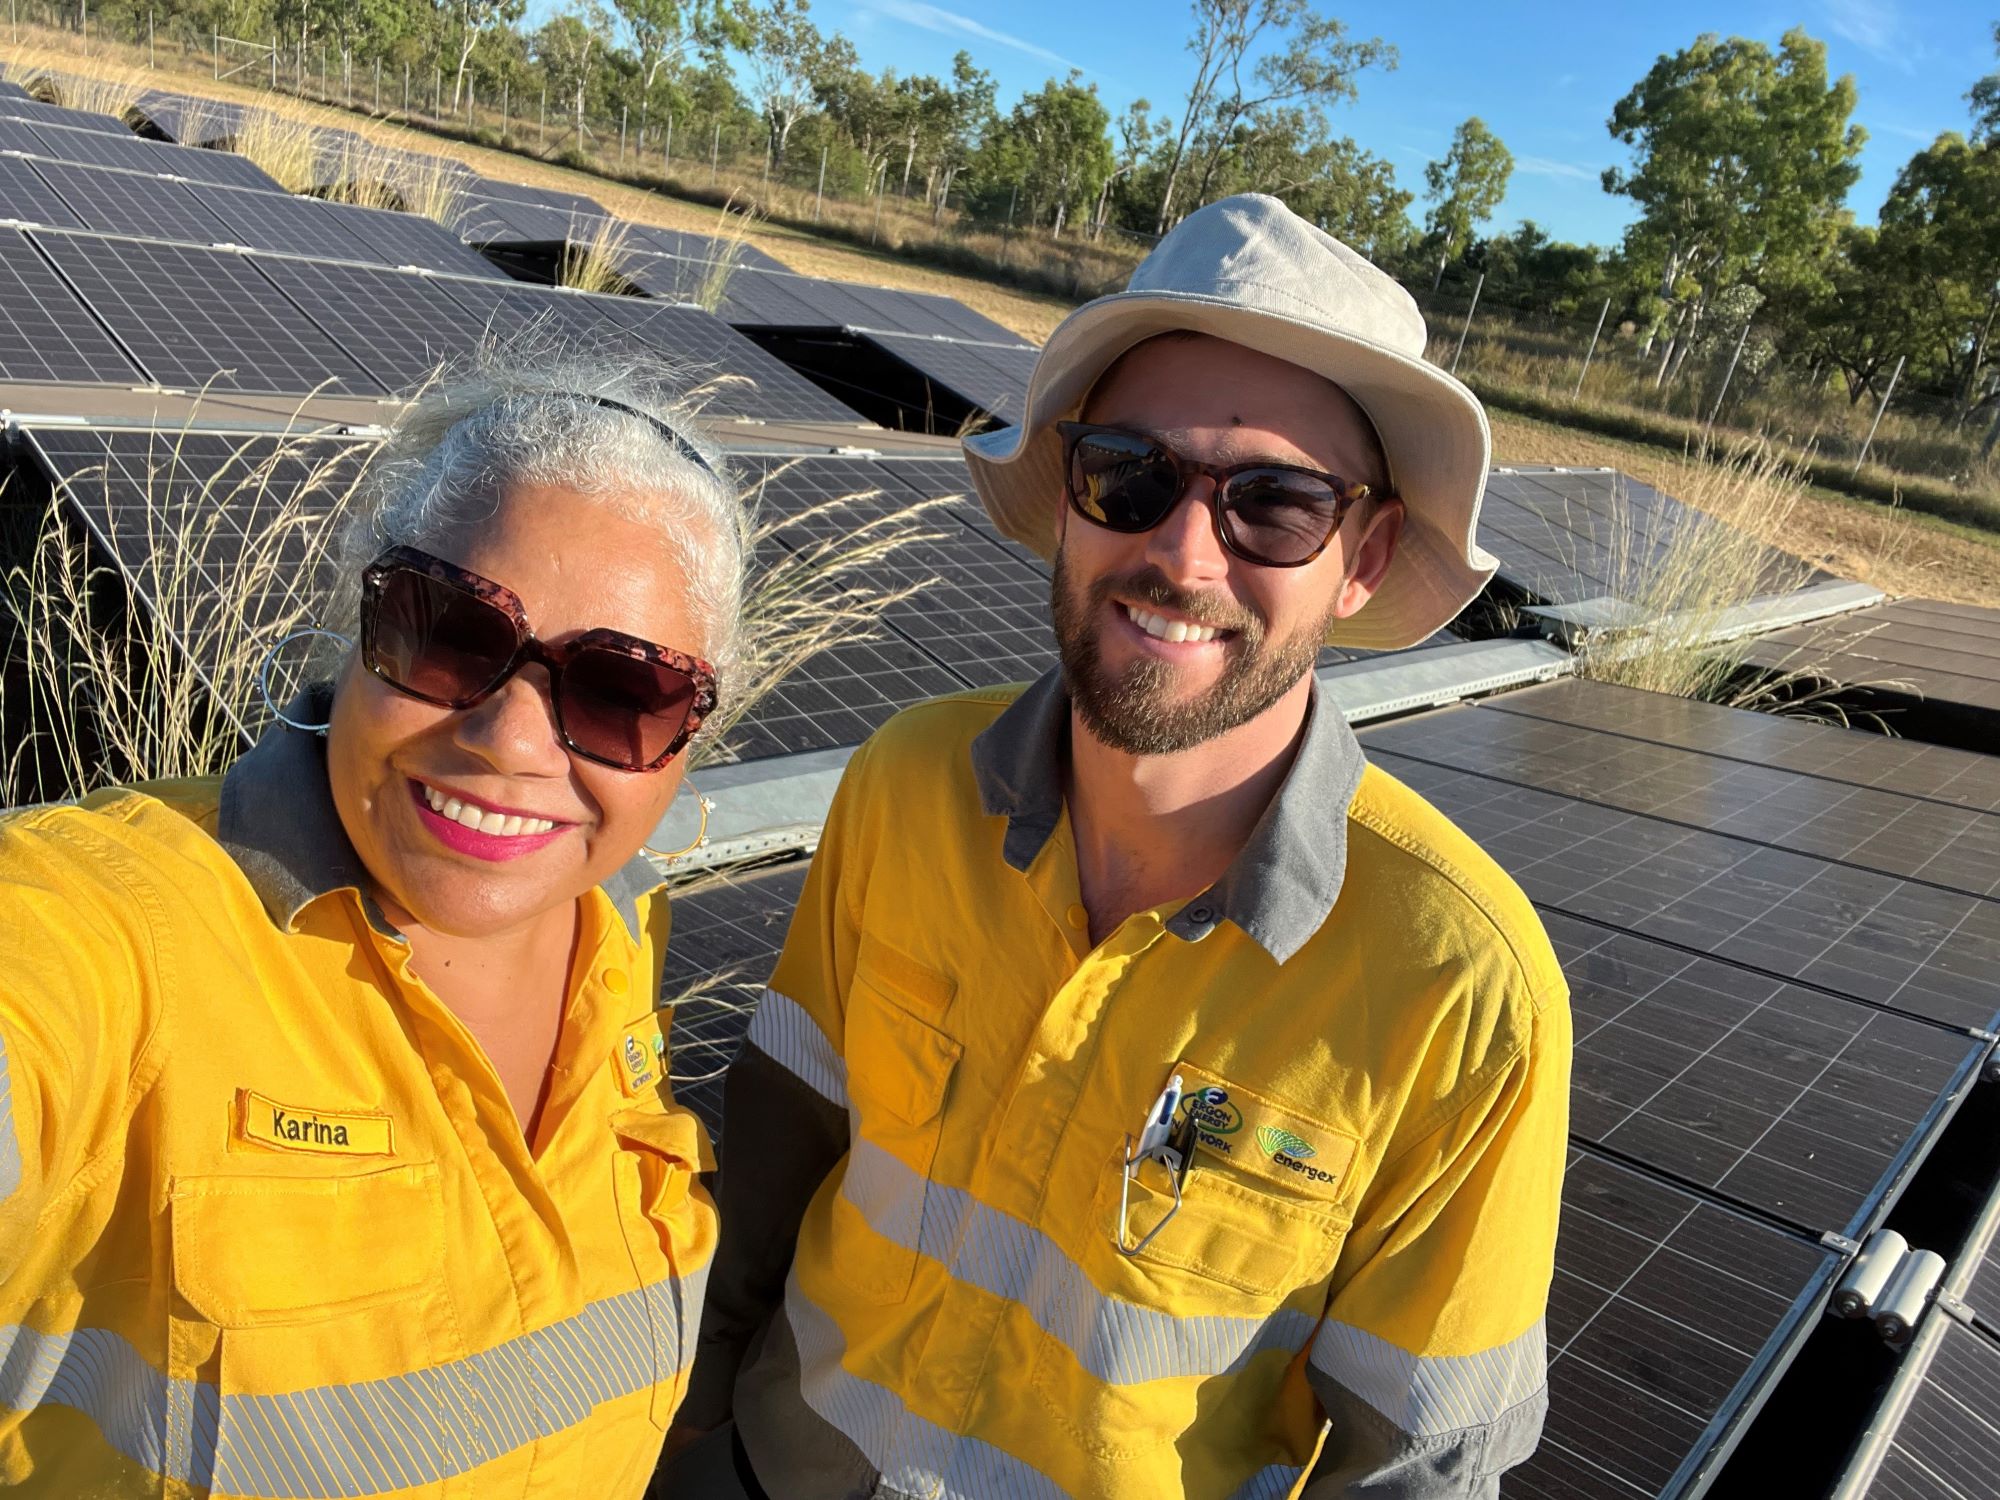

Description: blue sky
[812,0,1998,248]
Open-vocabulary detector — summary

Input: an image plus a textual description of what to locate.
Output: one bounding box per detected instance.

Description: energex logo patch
[1257,1124,1339,1184]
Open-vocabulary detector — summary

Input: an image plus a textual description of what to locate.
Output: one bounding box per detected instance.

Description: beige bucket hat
[962,193,1498,650]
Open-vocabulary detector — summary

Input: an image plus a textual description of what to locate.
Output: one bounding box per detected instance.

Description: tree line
[71,0,2000,435]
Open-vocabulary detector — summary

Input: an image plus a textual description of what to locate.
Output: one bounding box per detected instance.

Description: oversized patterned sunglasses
[360,546,718,772]
[1058,421,1390,568]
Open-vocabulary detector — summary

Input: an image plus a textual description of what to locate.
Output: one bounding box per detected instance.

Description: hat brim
[963,289,1498,651]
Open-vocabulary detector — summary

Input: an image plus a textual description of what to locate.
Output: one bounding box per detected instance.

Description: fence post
[1449,273,1484,375]
[147,7,153,67]
[620,105,628,165]
[501,80,508,140]
[270,33,277,89]
[1706,318,1753,430]
[1572,296,1611,402]
[539,87,545,147]
[871,178,884,244]
[433,66,441,116]
[212,27,218,77]
[710,121,719,186]
[663,114,672,172]
[403,61,410,115]
[814,145,827,220]
[373,57,381,113]
[1853,355,1906,476]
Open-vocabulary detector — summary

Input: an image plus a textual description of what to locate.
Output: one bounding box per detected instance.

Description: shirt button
[602,969,630,995]
[1188,905,1215,924]
[1066,903,1089,929]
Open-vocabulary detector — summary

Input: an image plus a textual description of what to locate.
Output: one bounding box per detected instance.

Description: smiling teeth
[421,784,556,836]
[1127,606,1221,644]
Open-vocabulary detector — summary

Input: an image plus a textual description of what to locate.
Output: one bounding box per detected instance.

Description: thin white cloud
[1515,156,1599,183]
[1874,120,1938,143]
[1824,0,1918,72]
[851,0,1085,73]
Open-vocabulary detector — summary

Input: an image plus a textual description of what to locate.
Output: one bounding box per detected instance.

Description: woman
[0,354,747,1498]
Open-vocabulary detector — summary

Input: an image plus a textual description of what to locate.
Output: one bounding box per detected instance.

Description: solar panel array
[855,330,1041,424]
[1743,598,2000,724]
[129,90,247,147]
[0,227,144,384]
[1481,467,1817,608]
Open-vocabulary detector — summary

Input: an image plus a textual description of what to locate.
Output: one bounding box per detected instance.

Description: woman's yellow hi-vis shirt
[689,675,1572,1499]
[0,721,715,1498]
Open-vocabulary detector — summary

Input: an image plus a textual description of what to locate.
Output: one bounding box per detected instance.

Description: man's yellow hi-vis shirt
[0,714,716,1498]
[688,673,1571,1498]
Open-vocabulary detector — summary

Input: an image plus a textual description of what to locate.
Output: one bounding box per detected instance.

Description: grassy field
[7,29,2000,610]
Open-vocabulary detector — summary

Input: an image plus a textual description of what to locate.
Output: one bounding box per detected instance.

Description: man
[671,194,1571,1499]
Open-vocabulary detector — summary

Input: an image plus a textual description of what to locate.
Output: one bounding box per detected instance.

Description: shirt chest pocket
[1026,1122,1353,1459]
[611,1103,719,1429]
[832,943,960,1306]
[167,1162,467,1495]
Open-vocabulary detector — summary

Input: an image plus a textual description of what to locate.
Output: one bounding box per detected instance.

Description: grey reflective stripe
[0,1268,704,1496]
[784,1275,1071,1500]
[747,988,847,1107]
[1230,1462,1306,1500]
[842,1138,1317,1383]
[0,1030,18,1199]
[1307,1316,1546,1438]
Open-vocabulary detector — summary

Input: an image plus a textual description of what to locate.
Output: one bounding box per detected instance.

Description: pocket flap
[847,992,961,1126]
[612,1105,717,1217]
[171,1163,441,1328]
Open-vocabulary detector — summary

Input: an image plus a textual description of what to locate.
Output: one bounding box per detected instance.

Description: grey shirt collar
[216,683,661,943]
[968,667,1366,965]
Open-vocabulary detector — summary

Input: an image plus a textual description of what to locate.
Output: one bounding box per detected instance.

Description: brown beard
[1050,546,1333,755]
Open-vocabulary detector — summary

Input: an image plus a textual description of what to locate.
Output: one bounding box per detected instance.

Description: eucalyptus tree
[1422,116,1511,289]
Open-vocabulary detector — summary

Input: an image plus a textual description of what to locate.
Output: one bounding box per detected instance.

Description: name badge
[615,1014,668,1097]
[237,1090,395,1157]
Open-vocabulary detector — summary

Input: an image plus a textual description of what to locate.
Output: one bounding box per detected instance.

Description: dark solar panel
[250,259,472,396]
[859,330,1038,423]
[28,159,228,246]
[0,155,83,227]
[874,452,1052,576]
[714,265,834,327]
[745,452,1058,689]
[0,99,130,134]
[1479,467,1813,608]
[186,183,360,257]
[0,117,50,155]
[130,91,245,147]
[620,222,788,273]
[26,425,375,721]
[35,232,383,397]
[1362,702,2000,900]
[660,863,809,1141]
[579,297,868,425]
[0,227,143,383]
[433,275,612,347]
[1483,679,2000,815]
[10,120,284,190]
[612,249,713,301]
[1517,1148,1838,1500]
[474,177,611,219]
[453,189,598,245]
[838,281,1025,344]
[1743,599,2000,719]
[1544,909,1978,1236]
[312,200,503,278]
[0,80,29,102]
[1361,739,2000,1033]
[1857,1320,2000,1499]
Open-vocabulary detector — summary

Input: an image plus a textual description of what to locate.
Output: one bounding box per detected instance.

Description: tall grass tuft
[694,196,759,314]
[9,49,147,118]
[0,422,363,806]
[559,215,635,296]
[1564,439,1904,724]
[232,108,327,194]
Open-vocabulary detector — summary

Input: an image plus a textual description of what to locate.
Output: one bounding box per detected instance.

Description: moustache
[1089,567,1261,638]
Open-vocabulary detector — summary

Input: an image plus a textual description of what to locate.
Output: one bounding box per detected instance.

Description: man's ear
[1331,498,1405,621]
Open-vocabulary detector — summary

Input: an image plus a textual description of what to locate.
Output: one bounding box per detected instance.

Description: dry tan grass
[6,44,148,117]
[231,107,326,193]
[559,214,636,295]
[692,197,758,314]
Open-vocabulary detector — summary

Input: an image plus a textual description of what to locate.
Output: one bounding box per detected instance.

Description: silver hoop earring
[647,785,716,861]
[256,626,353,736]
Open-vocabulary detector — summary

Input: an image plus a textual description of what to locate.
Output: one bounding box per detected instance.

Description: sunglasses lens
[1221,472,1345,565]
[366,567,518,706]
[558,647,700,771]
[1069,430,1182,531]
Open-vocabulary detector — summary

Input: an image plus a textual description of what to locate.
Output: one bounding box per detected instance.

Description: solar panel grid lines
[578,297,869,425]
[1482,679,2000,815]
[27,158,234,247]
[0,227,145,384]
[1543,910,1980,1237]
[1360,706,2000,901]
[1859,1321,2000,1500]
[858,330,1039,423]
[1744,599,2000,716]
[0,99,132,134]
[1365,747,2000,1034]
[871,453,1053,576]
[32,231,386,398]
[1518,1148,1840,1500]
[0,154,83,228]
[430,273,616,351]
[715,266,834,327]
[0,80,29,102]
[744,453,1058,691]
[618,222,790,273]
[658,863,810,1140]
[248,258,472,397]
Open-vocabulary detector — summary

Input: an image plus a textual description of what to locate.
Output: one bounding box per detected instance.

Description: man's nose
[1142,479,1232,586]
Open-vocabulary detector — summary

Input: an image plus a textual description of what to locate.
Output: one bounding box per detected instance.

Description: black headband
[567,393,718,479]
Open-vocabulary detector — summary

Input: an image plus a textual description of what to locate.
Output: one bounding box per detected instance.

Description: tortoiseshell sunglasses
[1058,421,1392,568]
[360,546,718,772]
